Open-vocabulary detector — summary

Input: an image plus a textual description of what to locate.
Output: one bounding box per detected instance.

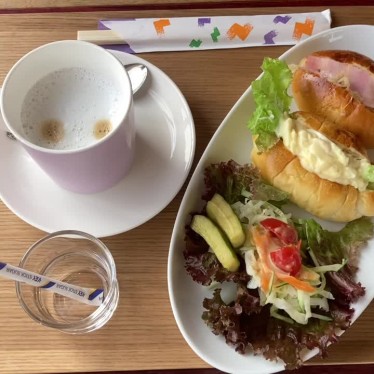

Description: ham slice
[303,53,374,108]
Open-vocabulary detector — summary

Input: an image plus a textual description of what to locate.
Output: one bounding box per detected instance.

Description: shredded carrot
[251,226,272,266]
[251,226,275,293]
[251,226,316,293]
[276,273,316,293]
[261,270,273,293]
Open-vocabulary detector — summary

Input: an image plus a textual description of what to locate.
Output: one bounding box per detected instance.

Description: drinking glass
[16,230,119,333]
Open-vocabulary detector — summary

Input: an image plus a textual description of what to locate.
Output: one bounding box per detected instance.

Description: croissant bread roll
[251,111,374,222]
[292,50,374,148]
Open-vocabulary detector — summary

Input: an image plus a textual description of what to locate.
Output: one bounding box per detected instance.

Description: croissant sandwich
[248,58,374,222]
[292,50,374,148]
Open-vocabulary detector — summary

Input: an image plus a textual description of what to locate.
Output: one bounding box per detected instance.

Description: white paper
[99,10,331,53]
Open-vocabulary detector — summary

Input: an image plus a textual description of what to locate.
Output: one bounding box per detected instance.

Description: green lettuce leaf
[248,57,293,152]
[296,217,373,303]
[363,164,374,183]
[297,217,373,265]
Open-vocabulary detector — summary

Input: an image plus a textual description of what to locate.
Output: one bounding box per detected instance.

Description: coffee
[40,119,65,144]
[20,67,122,150]
[93,119,112,140]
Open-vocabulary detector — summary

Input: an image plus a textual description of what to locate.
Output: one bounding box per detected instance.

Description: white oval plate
[0,51,195,238]
[168,25,374,374]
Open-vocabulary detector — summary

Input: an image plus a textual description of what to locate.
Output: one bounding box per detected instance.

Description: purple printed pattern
[198,17,211,27]
[264,30,278,45]
[273,15,292,24]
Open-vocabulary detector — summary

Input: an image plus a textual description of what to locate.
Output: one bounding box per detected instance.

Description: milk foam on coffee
[20,67,122,150]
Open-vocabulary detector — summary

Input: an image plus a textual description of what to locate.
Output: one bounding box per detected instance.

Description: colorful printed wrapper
[0,262,104,306]
[98,9,331,53]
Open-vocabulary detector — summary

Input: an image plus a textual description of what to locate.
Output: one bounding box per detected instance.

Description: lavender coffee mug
[0,40,135,194]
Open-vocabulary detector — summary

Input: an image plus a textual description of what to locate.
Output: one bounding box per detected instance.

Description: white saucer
[0,51,195,237]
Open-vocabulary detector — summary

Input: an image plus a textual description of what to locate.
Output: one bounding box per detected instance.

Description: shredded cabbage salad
[232,198,345,325]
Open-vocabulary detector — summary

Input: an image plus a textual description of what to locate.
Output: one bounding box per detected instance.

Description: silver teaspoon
[126,63,148,94]
[5,63,148,141]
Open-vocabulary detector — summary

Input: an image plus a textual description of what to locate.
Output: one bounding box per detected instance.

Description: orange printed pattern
[154,19,171,35]
[293,18,315,40]
[226,23,253,41]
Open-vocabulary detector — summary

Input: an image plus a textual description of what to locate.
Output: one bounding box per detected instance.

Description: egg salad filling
[276,117,372,191]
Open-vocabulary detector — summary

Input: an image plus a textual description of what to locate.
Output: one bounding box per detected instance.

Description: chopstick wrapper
[97,9,331,53]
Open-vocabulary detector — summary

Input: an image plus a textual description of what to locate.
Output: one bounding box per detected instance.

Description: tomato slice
[260,218,298,245]
[270,244,302,276]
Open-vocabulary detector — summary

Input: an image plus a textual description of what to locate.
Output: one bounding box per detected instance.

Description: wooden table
[0,0,370,11]
[1,4,374,374]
